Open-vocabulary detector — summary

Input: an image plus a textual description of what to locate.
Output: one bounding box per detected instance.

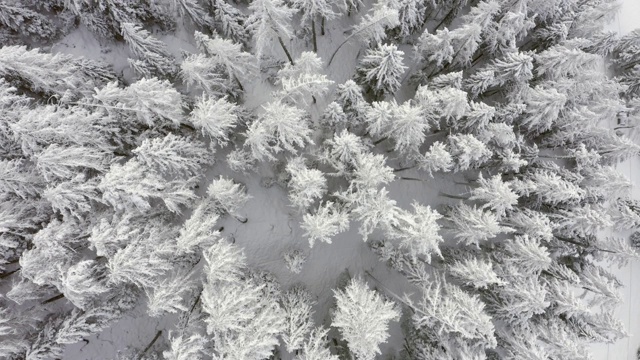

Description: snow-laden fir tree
[468,173,519,219]
[194,31,258,90]
[447,203,513,247]
[207,176,251,222]
[190,95,239,147]
[389,202,443,263]
[356,44,407,99]
[280,286,315,352]
[120,22,176,77]
[302,201,350,247]
[285,157,327,210]
[332,278,400,360]
[246,0,296,63]
[244,101,312,161]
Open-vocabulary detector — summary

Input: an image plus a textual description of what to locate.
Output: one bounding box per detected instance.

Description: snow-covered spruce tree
[290,0,340,52]
[121,22,177,78]
[332,278,400,360]
[285,157,327,210]
[207,176,251,222]
[302,201,350,247]
[244,101,313,161]
[194,31,259,90]
[327,5,400,66]
[356,44,407,99]
[246,0,296,63]
[0,46,114,99]
[168,0,213,28]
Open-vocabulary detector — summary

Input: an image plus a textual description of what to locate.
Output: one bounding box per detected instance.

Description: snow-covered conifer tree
[468,173,518,219]
[120,23,176,77]
[553,204,613,237]
[286,157,327,210]
[276,52,334,105]
[280,286,315,352]
[332,278,400,360]
[180,54,230,96]
[176,200,220,254]
[194,31,258,89]
[169,0,213,28]
[244,101,312,161]
[209,0,249,43]
[146,270,197,317]
[419,141,453,176]
[447,134,492,171]
[389,202,443,263]
[448,256,504,289]
[93,78,185,128]
[99,159,197,214]
[328,6,399,65]
[207,176,251,222]
[163,332,207,360]
[294,327,339,360]
[190,96,239,147]
[246,0,296,63]
[302,201,350,247]
[519,86,567,134]
[132,134,210,177]
[447,203,513,247]
[356,44,407,98]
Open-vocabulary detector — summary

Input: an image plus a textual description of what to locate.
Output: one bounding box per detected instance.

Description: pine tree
[389,202,443,263]
[447,134,492,171]
[180,53,230,96]
[327,6,400,66]
[93,78,185,128]
[332,278,400,360]
[247,0,296,63]
[169,0,213,28]
[190,95,239,147]
[244,101,312,161]
[276,52,334,106]
[163,332,207,360]
[280,286,315,352]
[145,270,197,317]
[207,176,251,222]
[302,201,350,248]
[132,134,210,177]
[286,157,327,210]
[294,327,339,360]
[0,46,114,98]
[194,31,258,90]
[448,256,504,289]
[209,0,249,44]
[99,159,197,214]
[419,141,453,176]
[356,44,407,99]
[468,173,518,219]
[120,22,176,77]
[447,203,513,247]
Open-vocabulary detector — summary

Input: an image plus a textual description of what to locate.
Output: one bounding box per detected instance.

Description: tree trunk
[277,36,295,65]
[373,136,388,145]
[42,293,65,304]
[311,18,318,53]
[438,191,468,200]
[138,331,163,360]
[321,17,326,35]
[393,165,417,172]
